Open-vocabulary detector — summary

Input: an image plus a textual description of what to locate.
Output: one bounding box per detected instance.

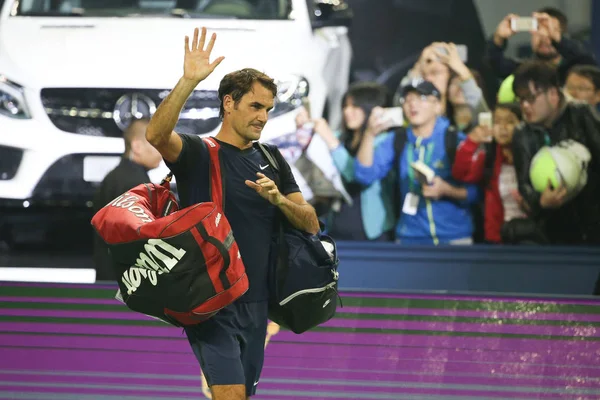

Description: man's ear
[548,86,561,105]
[223,94,234,114]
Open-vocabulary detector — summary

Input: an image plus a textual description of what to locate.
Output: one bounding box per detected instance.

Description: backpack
[391,125,459,218]
[256,142,341,334]
[91,137,249,327]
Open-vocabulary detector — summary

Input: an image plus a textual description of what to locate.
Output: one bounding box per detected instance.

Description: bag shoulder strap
[202,137,226,208]
[392,126,407,166]
[444,125,459,166]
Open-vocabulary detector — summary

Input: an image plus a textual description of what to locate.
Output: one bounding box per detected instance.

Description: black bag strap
[444,125,459,166]
[255,142,289,291]
[392,127,407,221]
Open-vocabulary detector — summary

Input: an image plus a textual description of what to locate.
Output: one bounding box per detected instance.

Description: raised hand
[468,125,493,144]
[433,42,471,79]
[493,13,518,46]
[183,27,225,83]
[533,12,561,42]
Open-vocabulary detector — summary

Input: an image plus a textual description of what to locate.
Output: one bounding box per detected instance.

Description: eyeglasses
[518,90,545,106]
[565,85,595,94]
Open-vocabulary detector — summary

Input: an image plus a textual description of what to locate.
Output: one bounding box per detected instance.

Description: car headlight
[0,75,31,119]
[270,75,309,118]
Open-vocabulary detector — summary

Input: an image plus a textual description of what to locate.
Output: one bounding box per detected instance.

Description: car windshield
[13,0,292,19]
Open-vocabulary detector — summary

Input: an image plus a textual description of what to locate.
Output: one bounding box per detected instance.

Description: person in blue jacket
[355,80,480,245]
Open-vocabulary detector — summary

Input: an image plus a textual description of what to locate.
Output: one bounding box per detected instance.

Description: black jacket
[92,158,151,281]
[512,102,600,244]
[484,36,598,84]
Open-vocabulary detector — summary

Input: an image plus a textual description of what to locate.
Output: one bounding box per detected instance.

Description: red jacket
[452,137,505,243]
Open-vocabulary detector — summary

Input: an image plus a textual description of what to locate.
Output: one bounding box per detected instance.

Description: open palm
[183,27,225,83]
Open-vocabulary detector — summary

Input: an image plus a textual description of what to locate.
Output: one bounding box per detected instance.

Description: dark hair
[567,64,600,91]
[218,68,277,118]
[512,60,560,95]
[495,102,522,120]
[341,82,389,155]
[537,7,568,33]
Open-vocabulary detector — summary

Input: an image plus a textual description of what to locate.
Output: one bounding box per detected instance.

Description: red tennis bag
[91,137,248,326]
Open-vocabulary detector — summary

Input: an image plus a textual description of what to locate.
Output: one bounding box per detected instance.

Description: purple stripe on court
[0,381,593,399]
[2,334,598,366]
[1,347,598,379]
[343,292,600,306]
[4,370,600,393]
[1,322,598,353]
[0,297,119,305]
[3,304,600,323]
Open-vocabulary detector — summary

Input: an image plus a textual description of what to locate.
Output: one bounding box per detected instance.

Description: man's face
[227,82,275,142]
[516,82,557,125]
[402,91,439,127]
[565,73,600,107]
[530,17,560,60]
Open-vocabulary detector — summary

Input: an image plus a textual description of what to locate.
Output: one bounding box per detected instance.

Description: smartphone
[511,17,538,32]
[380,107,404,127]
[455,44,468,62]
[436,44,467,62]
[478,112,493,129]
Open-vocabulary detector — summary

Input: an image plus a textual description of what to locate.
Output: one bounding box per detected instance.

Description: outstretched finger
[210,56,225,71]
[244,180,261,191]
[184,36,190,53]
[256,177,271,185]
[198,27,207,51]
[206,32,217,54]
[192,27,199,50]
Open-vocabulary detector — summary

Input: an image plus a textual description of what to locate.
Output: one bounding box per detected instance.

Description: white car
[0,0,352,244]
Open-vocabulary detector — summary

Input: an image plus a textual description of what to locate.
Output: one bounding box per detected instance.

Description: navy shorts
[184,301,269,397]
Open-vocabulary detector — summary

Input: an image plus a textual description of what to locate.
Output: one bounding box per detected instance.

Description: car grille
[0,145,24,180]
[41,88,221,137]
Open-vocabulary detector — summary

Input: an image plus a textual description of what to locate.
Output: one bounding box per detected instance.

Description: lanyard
[544,134,550,146]
[407,136,434,193]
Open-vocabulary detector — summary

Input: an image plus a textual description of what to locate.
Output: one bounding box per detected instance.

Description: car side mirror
[311,0,353,29]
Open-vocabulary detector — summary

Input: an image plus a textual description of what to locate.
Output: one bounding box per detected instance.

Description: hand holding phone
[379,107,404,128]
[510,17,538,32]
[478,112,493,129]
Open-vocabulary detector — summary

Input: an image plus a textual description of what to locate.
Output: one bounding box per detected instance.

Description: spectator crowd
[278,7,600,247]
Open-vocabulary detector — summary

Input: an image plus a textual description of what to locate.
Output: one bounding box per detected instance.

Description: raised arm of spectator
[534,12,598,68]
[452,126,492,183]
[354,108,396,185]
[484,14,521,80]
[435,43,490,114]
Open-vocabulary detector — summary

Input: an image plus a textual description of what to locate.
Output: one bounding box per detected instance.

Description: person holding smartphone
[452,103,531,243]
[485,7,597,85]
[354,80,480,245]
